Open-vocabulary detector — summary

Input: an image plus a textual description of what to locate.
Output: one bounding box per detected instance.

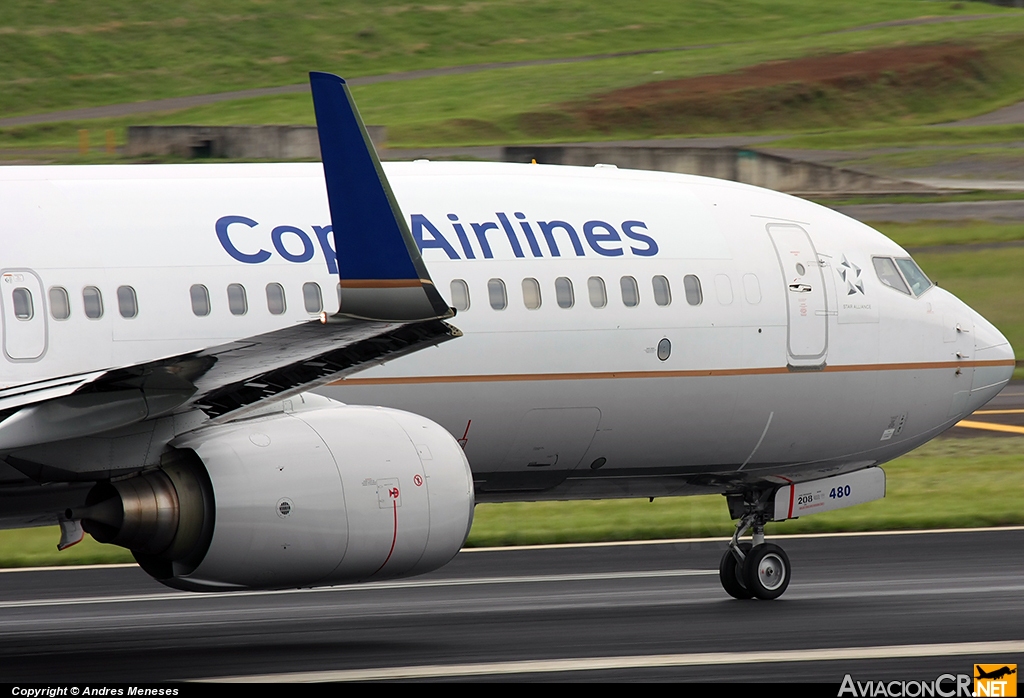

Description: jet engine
[70,404,474,591]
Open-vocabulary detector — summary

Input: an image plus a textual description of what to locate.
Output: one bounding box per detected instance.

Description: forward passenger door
[766,224,828,368]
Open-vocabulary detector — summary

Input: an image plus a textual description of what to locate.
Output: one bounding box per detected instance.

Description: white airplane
[0,73,1013,600]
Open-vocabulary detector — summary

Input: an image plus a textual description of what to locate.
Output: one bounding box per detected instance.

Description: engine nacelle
[75,403,474,591]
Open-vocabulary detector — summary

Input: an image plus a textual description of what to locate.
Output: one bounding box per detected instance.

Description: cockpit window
[895,258,932,297]
[872,257,910,295]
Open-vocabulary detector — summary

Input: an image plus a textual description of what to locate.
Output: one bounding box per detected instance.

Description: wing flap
[189,317,458,421]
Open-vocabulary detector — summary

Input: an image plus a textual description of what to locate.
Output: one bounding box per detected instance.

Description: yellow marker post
[105,129,116,155]
[78,129,89,155]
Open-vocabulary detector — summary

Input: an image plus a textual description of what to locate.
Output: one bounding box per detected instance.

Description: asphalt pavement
[0,527,1021,682]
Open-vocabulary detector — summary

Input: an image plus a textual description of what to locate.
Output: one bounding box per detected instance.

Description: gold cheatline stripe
[973,408,1024,415]
[339,279,425,289]
[330,358,1015,386]
[955,419,1024,435]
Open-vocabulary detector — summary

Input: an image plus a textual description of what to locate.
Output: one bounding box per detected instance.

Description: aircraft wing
[0,72,457,452]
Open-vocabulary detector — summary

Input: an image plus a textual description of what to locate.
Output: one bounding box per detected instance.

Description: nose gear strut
[719,489,791,600]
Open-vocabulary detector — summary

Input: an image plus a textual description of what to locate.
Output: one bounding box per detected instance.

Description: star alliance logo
[838,255,865,295]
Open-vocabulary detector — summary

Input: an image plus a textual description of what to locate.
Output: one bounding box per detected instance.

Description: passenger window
[117,286,138,318]
[190,284,211,317]
[488,278,507,310]
[302,282,323,313]
[555,277,574,308]
[450,279,470,312]
[742,274,761,305]
[873,258,910,295]
[49,287,70,320]
[83,286,103,319]
[652,275,671,306]
[895,258,932,297]
[227,283,248,315]
[683,275,703,306]
[12,288,33,320]
[266,283,286,315]
[715,274,733,305]
[588,276,607,308]
[620,276,639,307]
[522,278,542,310]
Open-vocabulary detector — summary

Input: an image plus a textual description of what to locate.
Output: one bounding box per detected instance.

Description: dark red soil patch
[589,44,983,108]
[515,43,998,137]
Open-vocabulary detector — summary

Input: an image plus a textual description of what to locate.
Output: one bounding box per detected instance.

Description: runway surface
[1,528,1022,682]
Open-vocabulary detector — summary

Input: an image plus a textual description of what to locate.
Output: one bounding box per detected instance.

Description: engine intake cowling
[77,403,474,591]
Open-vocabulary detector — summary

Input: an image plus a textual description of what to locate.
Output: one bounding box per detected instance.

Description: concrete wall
[504,145,930,195]
[126,126,927,195]
[126,125,386,160]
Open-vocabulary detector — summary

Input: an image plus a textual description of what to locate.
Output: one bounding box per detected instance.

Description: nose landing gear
[719,491,792,600]
[718,541,752,599]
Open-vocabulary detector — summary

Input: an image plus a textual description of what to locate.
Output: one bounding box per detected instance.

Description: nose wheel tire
[719,542,753,599]
[742,543,791,600]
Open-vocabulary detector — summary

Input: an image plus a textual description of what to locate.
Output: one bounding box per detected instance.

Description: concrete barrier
[125,126,927,195]
[126,125,386,160]
[504,145,931,195]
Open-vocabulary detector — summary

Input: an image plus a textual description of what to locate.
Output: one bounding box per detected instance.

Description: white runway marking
[2,526,1022,571]
[464,525,1024,552]
[0,568,716,609]
[0,563,137,574]
[203,640,1024,682]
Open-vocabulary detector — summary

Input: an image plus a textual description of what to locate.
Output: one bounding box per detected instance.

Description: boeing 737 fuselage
[0,74,1014,599]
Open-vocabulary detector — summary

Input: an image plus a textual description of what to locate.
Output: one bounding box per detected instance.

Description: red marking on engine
[413,474,423,487]
[457,420,472,449]
[371,500,399,577]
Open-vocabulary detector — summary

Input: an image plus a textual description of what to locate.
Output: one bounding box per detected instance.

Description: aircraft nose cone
[965,310,1015,414]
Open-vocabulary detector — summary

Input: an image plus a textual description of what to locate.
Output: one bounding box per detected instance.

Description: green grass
[0,527,134,568]
[5,2,1024,154]
[871,221,1024,248]
[468,436,1024,545]
[121,29,1024,146]
[3,0,1009,118]
[1,436,1019,566]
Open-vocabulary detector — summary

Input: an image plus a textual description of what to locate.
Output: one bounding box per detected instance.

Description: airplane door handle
[789,283,812,293]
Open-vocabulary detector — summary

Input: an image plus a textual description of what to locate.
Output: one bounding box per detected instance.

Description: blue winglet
[310,71,451,321]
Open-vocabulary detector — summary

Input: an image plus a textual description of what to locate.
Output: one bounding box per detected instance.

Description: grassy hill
[0,1,1013,114]
[4,1,1024,149]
